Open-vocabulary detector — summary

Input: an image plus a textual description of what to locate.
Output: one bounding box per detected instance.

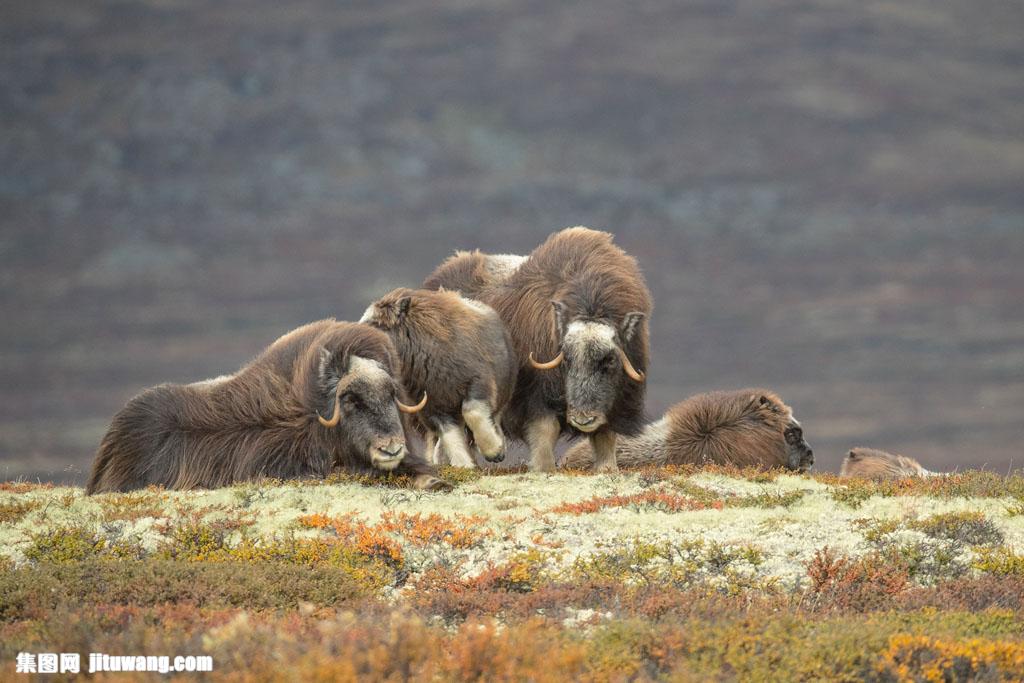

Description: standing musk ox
[562,389,814,472]
[360,287,516,468]
[422,249,527,299]
[424,227,652,472]
[840,447,936,480]
[87,320,449,494]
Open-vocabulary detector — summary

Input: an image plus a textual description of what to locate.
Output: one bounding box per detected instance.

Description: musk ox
[87,320,449,493]
[360,287,517,468]
[561,389,814,472]
[424,227,652,472]
[422,249,526,299]
[840,447,936,480]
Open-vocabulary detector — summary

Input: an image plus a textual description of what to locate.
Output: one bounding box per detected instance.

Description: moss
[323,470,415,488]
[910,510,1004,547]
[0,499,41,524]
[97,491,166,522]
[816,470,1024,500]
[0,559,374,621]
[876,633,1024,681]
[437,466,483,486]
[829,481,875,509]
[973,548,1024,577]
[24,526,110,563]
[670,479,806,509]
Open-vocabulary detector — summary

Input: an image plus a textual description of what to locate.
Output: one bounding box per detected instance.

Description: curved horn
[617,347,645,382]
[317,388,342,428]
[396,392,428,414]
[529,350,564,370]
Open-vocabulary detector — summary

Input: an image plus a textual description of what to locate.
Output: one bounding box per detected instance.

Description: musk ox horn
[617,347,645,382]
[397,392,428,414]
[529,350,564,370]
[317,388,343,428]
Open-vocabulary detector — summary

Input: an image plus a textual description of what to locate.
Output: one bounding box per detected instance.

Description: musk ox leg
[437,419,477,468]
[590,430,619,473]
[462,399,505,462]
[424,430,440,466]
[525,414,560,472]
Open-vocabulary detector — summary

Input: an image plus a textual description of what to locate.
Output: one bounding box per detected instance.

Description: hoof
[414,475,454,492]
[483,449,506,463]
[593,461,619,474]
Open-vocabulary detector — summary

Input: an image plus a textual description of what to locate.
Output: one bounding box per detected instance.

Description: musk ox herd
[87,227,935,494]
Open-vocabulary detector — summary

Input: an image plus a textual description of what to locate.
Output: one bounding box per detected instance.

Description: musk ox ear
[550,300,569,339]
[395,296,412,319]
[317,345,350,388]
[620,312,645,344]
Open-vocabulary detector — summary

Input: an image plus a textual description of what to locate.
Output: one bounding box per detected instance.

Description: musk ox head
[778,402,814,472]
[316,348,426,471]
[530,301,646,433]
[841,447,932,480]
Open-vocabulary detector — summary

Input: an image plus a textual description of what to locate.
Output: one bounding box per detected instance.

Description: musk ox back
[422,250,526,299]
[360,287,516,467]
[840,447,935,480]
[562,389,814,472]
[424,227,652,473]
[87,320,447,493]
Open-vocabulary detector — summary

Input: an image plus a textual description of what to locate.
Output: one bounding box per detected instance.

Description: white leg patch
[525,415,560,472]
[439,422,476,469]
[462,399,504,458]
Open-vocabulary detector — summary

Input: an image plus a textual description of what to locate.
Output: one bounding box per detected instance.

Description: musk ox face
[533,302,645,433]
[783,416,814,472]
[318,353,422,471]
[842,447,932,479]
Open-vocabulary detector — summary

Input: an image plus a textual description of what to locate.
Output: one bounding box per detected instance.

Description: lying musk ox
[360,287,516,468]
[424,227,652,472]
[561,389,814,472]
[840,447,935,480]
[87,320,449,493]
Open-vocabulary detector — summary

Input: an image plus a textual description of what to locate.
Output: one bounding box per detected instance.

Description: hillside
[2,0,1023,482]
[2,467,1024,680]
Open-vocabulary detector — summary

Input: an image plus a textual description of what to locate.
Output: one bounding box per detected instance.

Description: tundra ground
[2,466,1024,681]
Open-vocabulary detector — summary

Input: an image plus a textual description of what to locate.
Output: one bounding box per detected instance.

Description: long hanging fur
[362,287,516,433]
[424,227,652,440]
[86,320,437,493]
[562,389,807,470]
[840,447,934,479]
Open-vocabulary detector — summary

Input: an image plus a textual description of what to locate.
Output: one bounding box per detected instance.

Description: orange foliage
[378,511,491,549]
[297,513,403,566]
[549,490,723,515]
[807,547,910,612]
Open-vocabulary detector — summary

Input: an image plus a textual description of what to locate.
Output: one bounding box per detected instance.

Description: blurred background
[2,0,1022,482]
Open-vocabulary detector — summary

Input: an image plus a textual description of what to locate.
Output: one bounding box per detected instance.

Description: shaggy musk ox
[87,320,449,494]
[841,447,935,480]
[421,249,526,299]
[360,287,516,468]
[562,389,814,472]
[424,227,652,472]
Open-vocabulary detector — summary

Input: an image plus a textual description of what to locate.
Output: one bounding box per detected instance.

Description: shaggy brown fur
[87,320,446,493]
[425,228,652,449]
[421,250,525,299]
[561,389,814,471]
[840,447,933,480]
[361,288,516,464]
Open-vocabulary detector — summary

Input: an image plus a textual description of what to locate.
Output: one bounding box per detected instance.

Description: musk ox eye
[784,427,802,445]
